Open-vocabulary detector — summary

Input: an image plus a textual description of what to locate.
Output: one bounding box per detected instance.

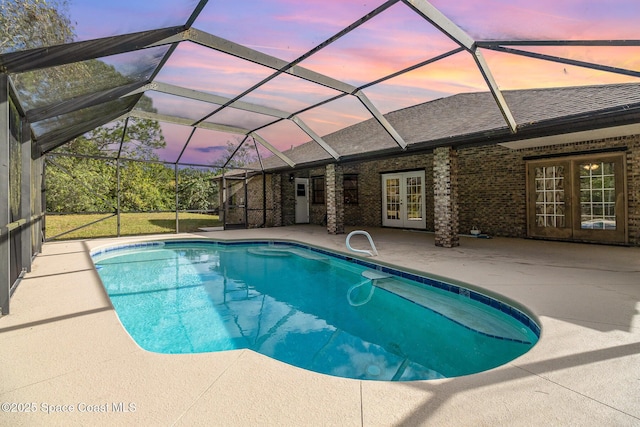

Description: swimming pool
[92,239,540,381]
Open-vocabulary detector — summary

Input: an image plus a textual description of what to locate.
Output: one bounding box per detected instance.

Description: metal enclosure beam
[0,73,10,314]
[174,164,179,234]
[116,160,121,237]
[0,27,185,74]
[175,127,196,164]
[27,81,148,123]
[472,49,518,132]
[20,116,32,273]
[291,116,341,160]
[35,155,43,254]
[223,135,250,169]
[480,45,640,79]
[404,0,517,133]
[476,40,640,48]
[129,109,297,169]
[186,28,358,95]
[185,0,210,29]
[360,47,466,90]
[355,91,408,149]
[37,101,139,154]
[251,132,296,168]
[403,0,475,50]
[128,110,250,135]
[128,82,291,119]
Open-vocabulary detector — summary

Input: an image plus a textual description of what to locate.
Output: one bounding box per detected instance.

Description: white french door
[382,171,426,229]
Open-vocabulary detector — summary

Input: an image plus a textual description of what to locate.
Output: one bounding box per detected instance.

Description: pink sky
[68,0,640,165]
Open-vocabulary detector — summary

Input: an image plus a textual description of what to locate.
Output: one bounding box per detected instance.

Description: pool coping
[2,226,639,426]
[91,237,541,344]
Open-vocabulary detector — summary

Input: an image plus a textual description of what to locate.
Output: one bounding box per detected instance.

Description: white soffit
[499,123,640,150]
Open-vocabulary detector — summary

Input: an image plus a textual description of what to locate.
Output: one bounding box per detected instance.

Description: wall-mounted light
[289,173,295,182]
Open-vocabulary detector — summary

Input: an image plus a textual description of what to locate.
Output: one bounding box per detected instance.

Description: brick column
[433,146,459,247]
[272,173,282,226]
[326,163,344,234]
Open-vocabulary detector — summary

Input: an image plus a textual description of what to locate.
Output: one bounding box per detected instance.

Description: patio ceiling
[1,0,639,170]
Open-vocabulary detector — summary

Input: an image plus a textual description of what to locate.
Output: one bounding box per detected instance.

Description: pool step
[247,248,291,257]
[362,270,392,280]
[372,278,531,343]
[247,246,328,260]
[285,248,328,260]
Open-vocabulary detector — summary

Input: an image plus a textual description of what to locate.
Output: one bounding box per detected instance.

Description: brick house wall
[457,145,526,237]
[246,174,264,227]
[628,136,640,246]
[244,173,282,228]
[280,174,296,226]
[456,136,640,241]
[342,153,435,228]
[275,168,325,226]
[309,167,327,225]
[254,134,639,246]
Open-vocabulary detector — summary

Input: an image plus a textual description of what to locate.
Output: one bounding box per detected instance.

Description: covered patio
[2,1,640,424]
[1,226,638,425]
[3,0,640,314]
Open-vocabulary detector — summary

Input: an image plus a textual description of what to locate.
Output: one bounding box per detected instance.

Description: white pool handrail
[346,230,378,257]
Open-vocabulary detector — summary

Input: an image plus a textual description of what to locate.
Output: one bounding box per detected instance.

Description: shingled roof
[258,82,640,171]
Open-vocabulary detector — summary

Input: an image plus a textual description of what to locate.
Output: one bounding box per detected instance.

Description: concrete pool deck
[1,225,639,426]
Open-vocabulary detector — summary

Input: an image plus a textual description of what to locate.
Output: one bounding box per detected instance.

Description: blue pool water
[92,240,539,381]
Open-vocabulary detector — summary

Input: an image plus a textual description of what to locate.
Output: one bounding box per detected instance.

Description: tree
[224,138,258,169]
[60,115,165,160]
[119,160,174,212]
[2,0,174,214]
[177,168,220,213]
[1,0,86,110]
[68,96,166,159]
[0,0,74,53]
[173,137,255,214]
[45,156,115,213]
[46,114,174,213]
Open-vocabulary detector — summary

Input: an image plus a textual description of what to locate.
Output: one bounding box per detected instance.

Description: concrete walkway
[1,226,639,426]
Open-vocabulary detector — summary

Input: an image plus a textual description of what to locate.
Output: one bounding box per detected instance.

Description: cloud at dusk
[154,42,275,98]
[69,0,195,41]
[297,96,371,137]
[298,2,460,86]
[65,0,640,162]
[195,0,391,61]
[429,0,640,40]
[255,120,311,152]
[237,72,342,115]
[481,49,639,90]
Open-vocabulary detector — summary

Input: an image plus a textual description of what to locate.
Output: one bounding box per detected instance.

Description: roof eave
[260,103,640,172]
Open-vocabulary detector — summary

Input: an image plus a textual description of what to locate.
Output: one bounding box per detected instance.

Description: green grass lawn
[45,212,222,240]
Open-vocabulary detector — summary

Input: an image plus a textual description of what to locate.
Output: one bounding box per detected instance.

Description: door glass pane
[386,178,400,220]
[534,166,565,227]
[579,162,616,230]
[297,183,306,197]
[405,176,423,221]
